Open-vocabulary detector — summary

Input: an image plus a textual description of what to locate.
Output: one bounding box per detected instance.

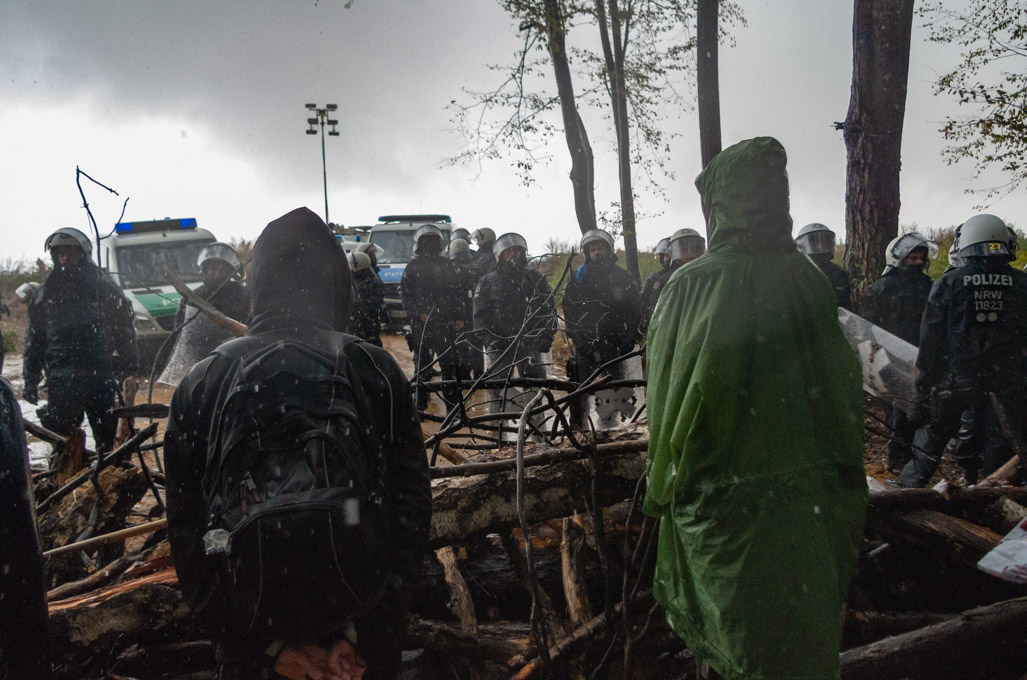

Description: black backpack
[202,337,388,640]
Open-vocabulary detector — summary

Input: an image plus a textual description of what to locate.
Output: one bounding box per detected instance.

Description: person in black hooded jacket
[401,225,461,411]
[563,229,641,427]
[23,227,137,455]
[164,208,431,680]
[861,233,937,471]
[0,376,51,680]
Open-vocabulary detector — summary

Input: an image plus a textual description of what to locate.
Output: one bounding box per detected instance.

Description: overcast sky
[2,0,1022,264]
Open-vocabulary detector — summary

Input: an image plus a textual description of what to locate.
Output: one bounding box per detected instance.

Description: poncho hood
[696,136,795,254]
[248,207,352,334]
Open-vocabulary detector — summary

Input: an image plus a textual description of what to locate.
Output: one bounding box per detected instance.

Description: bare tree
[843,0,915,302]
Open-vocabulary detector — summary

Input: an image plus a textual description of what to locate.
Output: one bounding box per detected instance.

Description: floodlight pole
[304,103,340,225]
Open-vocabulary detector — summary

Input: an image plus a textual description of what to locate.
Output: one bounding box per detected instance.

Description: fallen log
[403,618,533,663]
[561,517,594,628]
[429,451,646,548]
[430,439,648,479]
[54,428,86,487]
[840,596,1027,680]
[112,640,215,679]
[865,505,1001,569]
[842,610,952,648]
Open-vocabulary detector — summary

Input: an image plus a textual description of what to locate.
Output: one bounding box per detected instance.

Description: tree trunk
[843,0,915,305]
[696,0,722,168]
[543,0,598,235]
[596,0,639,279]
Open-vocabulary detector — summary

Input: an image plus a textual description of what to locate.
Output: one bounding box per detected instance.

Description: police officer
[355,241,384,274]
[795,223,852,310]
[449,238,484,379]
[174,242,250,329]
[640,230,707,335]
[474,233,556,420]
[471,227,498,277]
[563,229,641,425]
[899,214,1027,487]
[23,228,137,455]
[451,227,472,244]
[640,237,671,335]
[349,251,386,346]
[401,224,461,411]
[861,232,938,471]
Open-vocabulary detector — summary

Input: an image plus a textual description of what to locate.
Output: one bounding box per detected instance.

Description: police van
[369,214,454,321]
[103,218,216,370]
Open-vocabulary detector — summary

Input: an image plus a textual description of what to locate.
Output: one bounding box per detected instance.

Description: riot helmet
[197,242,242,272]
[471,227,496,250]
[350,251,372,272]
[355,242,385,257]
[44,227,92,259]
[654,237,671,267]
[959,214,1013,260]
[413,224,444,255]
[449,238,471,256]
[580,229,616,263]
[948,227,964,270]
[668,228,706,265]
[451,227,471,242]
[494,232,528,260]
[795,223,836,256]
[883,233,939,274]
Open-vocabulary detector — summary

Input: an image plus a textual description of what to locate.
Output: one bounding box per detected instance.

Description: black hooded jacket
[0,377,51,679]
[915,257,1027,395]
[350,267,386,341]
[563,256,641,359]
[862,266,934,346]
[164,208,431,639]
[474,259,557,351]
[401,251,459,324]
[24,259,137,385]
[810,255,852,311]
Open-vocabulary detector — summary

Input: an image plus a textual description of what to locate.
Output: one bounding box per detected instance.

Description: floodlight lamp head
[305,103,317,110]
[327,104,338,111]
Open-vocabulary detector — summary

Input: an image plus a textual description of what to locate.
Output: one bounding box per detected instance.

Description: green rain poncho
[643,137,867,680]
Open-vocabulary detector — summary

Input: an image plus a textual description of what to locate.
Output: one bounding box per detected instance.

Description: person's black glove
[23,382,39,405]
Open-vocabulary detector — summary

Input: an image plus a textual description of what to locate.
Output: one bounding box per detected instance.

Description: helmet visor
[797,231,835,256]
[670,236,706,263]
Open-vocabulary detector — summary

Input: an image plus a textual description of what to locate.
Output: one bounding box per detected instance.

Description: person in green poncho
[643,137,867,680]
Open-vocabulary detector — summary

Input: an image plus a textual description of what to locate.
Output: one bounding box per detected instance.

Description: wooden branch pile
[29,398,1027,680]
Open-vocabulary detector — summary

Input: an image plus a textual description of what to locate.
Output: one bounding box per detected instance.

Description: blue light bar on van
[115,218,198,234]
[377,214,451,224]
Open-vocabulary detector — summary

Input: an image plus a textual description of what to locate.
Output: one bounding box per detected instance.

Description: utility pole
[305,103,339,225]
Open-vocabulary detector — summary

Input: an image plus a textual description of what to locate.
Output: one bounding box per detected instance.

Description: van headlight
[134,314,159,333]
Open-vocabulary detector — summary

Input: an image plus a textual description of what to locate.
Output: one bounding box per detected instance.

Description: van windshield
[370,230,414,264]
[114,240,214,288]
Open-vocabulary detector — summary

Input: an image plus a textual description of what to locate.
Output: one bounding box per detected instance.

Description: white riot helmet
[197,242,241,272]
[669,228,706,264]
[883,232,939,274]
[580,229,616,262]
[959,214,1013,260]
[471,227,496,247]
[494,232,528,261]
[948,228,964,269]
[795,223,836,256]
[350,251,372,271]
[44,227,92,257]
[449,238,471,256]
[15,281,40,303]
[355,242,385,257]
[413,224,444,255]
